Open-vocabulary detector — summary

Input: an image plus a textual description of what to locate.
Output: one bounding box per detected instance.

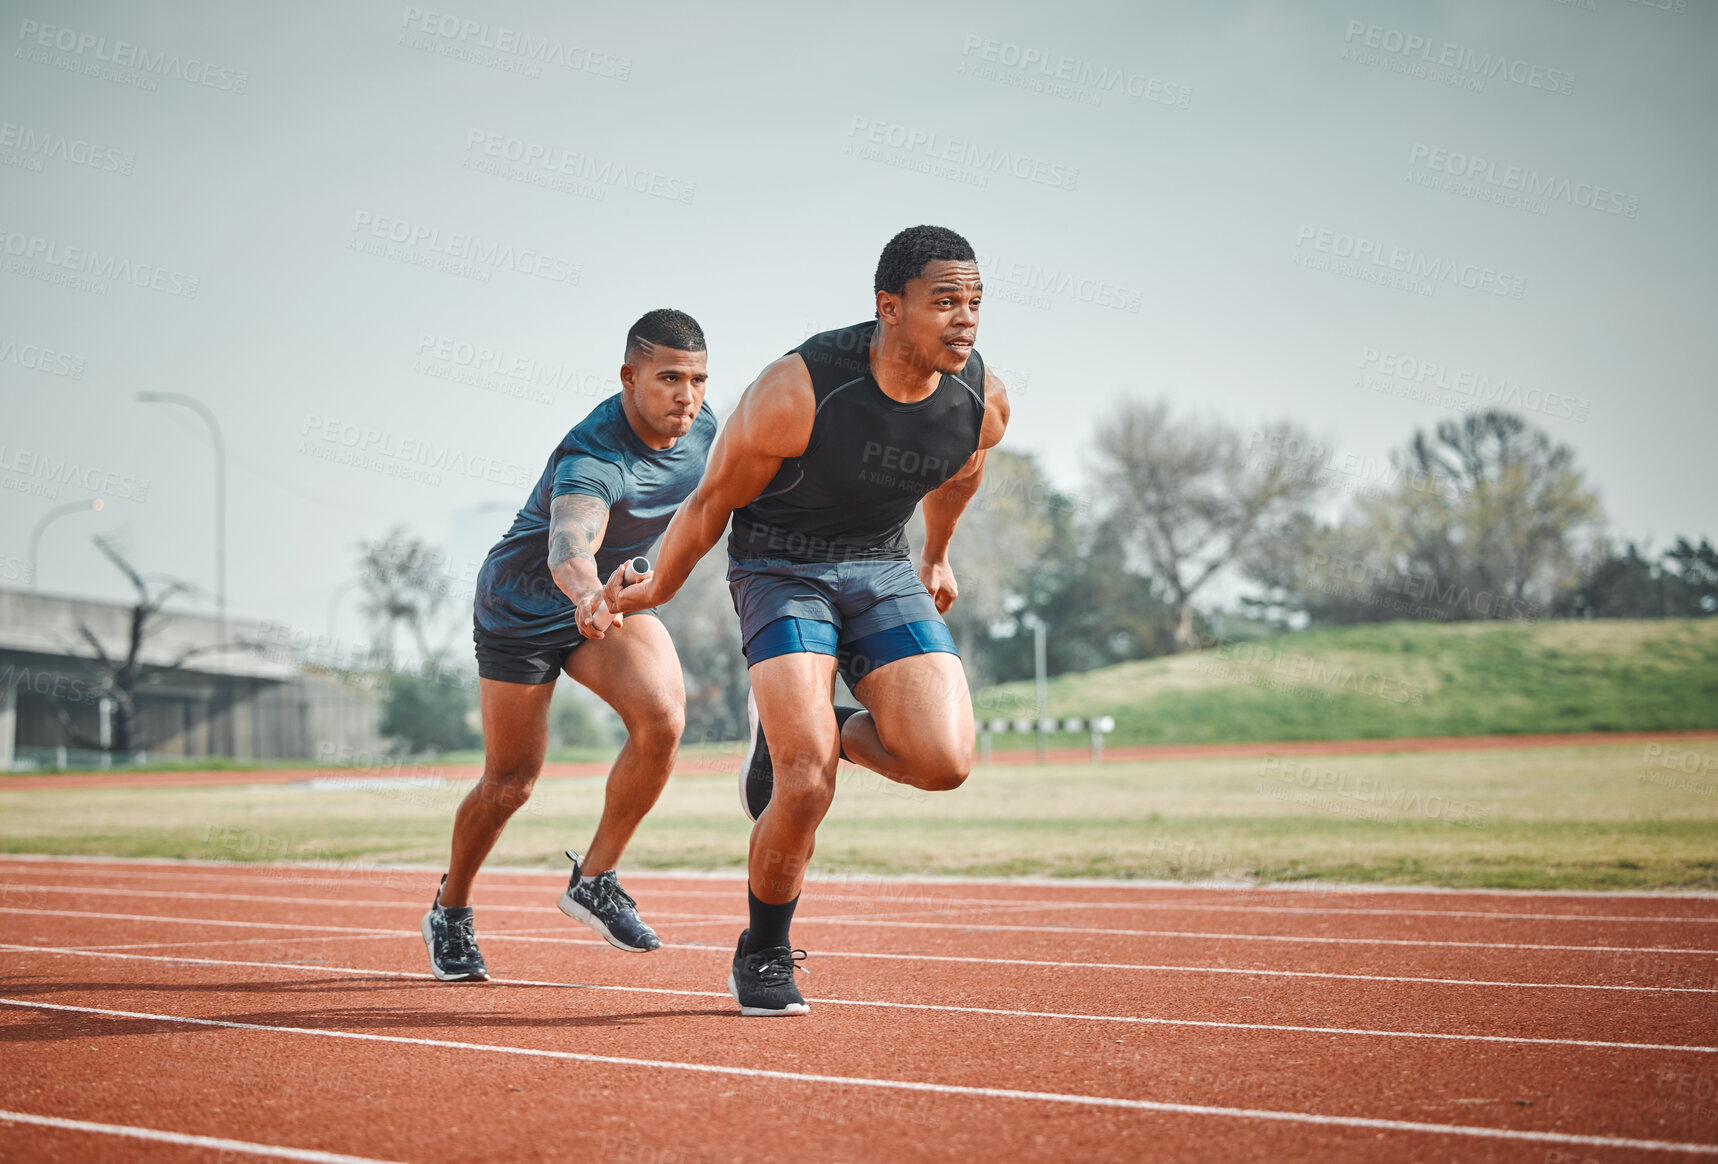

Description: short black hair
[625,308,706,363]
[874,225,977,297]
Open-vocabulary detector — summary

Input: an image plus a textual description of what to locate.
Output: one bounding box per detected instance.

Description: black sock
[745,887,799,954]
[833,705,862,763]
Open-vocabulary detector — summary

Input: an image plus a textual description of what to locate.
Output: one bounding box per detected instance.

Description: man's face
[877,259,982,375]
[621,346,708,441]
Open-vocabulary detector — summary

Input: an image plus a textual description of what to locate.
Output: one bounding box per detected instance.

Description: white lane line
[7,898,1710,957]
[0,1108,408,1164]
[799,898,1718,925]
[3,906,1710,993]
[2,998,1713,1157]
[10,859,1718,920]
[3,882,552,913]
[5,943,1714,1054]
[66,934,407,952]
[0,906,397,935]
[648,914,1718,956]
[657,941,1718,995]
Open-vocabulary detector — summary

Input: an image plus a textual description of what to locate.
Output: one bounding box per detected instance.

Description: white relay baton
[592,556,652,631]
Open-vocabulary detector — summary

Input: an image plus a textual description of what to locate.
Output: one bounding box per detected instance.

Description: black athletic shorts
[472,611,658,685]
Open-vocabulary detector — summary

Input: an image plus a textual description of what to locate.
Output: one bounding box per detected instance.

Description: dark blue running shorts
[725,557,959,690]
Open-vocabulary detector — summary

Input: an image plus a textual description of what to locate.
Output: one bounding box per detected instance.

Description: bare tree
[1092,400,1328,650]
[358,527,460,667]
[58,537,205,752]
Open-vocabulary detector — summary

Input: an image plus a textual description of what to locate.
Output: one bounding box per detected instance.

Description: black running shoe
[557,850,661,952]
[422,875,488,982]
[739,689,773,822]
[727,929,809,1016]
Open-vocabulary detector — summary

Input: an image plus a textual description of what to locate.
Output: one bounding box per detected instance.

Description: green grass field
[4,741,1715,891]
[975,618,1718,749]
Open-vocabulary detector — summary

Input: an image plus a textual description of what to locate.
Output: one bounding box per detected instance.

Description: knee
[919,753,971,792]
[476,767,537,812]
[625,697,685,754]
[771,748,838,826]
[909,742,971,792]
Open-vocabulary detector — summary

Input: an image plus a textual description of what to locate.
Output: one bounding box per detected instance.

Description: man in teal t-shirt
[422,309,716,983]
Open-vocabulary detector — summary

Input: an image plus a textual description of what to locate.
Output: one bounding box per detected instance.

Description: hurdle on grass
[980,716,1116,765]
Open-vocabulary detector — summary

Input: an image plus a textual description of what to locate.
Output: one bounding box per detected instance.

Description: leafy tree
[380,671,479,754]
[932,450,1063,687]
[979,511,1178,684]
[1556,537,1718,618]
[1249,411,1602,625]
[1361,410,1600,614]
[1665,538,1718,615]
[550,689,615,749]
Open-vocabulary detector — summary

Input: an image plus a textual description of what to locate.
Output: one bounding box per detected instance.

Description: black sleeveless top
[727,320,987,563]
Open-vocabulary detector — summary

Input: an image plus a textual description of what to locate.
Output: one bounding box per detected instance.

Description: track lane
[5,857,1717,1161]
[3,977,1716,1156]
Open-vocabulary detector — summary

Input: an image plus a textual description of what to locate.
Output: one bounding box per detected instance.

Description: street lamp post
[26,499,104,589]
[136,393,226,657]
[1023,613,1049,763]
[138,392,228,757]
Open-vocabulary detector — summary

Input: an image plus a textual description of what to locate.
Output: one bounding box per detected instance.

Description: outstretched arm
[547,493,620,638]
[607,354,815,614]
[919,368,1012,612]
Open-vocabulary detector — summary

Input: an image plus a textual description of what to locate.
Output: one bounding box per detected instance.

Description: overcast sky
[3,0,1713,651]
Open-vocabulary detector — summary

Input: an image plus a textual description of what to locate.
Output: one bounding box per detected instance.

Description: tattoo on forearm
[548,494,608,573]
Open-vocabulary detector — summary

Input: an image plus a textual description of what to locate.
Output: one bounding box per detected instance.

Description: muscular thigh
[562,614,685,725]
[852,651,973,757]
[479,677,556,775]
[748,651,840,778]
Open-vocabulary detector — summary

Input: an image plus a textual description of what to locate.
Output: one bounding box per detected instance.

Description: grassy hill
[974,619,1718,747]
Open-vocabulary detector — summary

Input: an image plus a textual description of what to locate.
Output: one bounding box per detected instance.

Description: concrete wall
[0,587,389,765]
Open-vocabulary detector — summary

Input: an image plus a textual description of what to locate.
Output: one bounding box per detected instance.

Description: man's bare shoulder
[980,363,1011,451]
[732,352,816,459]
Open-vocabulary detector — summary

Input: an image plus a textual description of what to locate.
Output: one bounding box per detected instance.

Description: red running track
[0,855,1715,1162]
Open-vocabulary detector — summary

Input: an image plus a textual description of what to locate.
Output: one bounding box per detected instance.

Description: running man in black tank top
[605,226,1010,1015]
